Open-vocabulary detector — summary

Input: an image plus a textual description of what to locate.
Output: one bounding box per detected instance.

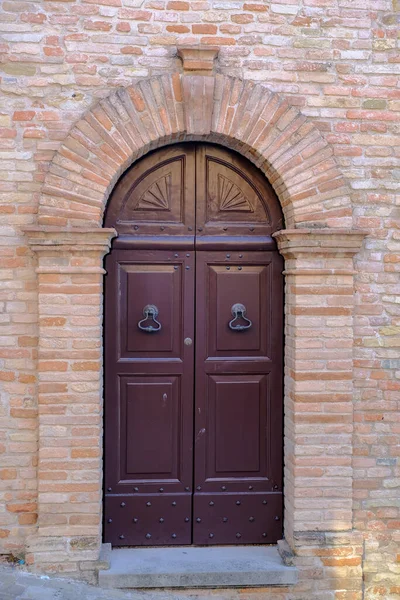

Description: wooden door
[103,143,284,547]
[103,249,195,546]
[193,250,283,545]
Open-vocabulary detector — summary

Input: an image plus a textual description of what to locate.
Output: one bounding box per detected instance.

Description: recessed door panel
[207,263,271,357]
[122,376,180,478]
[211,375,266,476]
[120,262,183,358]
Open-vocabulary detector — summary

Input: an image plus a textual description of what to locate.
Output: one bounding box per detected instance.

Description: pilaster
[24,227,116,575]
[273,229,367,546]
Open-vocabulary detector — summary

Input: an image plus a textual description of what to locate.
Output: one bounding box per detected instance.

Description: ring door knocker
[137,304,162,333]
[229,303,252,332]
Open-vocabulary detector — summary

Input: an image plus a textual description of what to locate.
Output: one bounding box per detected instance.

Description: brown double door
[103,144,284,547]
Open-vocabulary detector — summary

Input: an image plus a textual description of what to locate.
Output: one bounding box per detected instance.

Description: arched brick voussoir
[38,73,353,229]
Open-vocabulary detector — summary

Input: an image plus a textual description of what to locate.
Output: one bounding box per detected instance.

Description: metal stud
[134,487,139,492]
[174,253,178,258]
[172,501,177,506]
[198,227,203,232]
[209,501,214,506]
[226,254,230,258]
[120,502,126,508]
[145,533,151,539]
[146,502,151,507]
[133,518,138,523]
[171,533,177,539]
[223,227,228,231]
[236,501,241,506]
[262,500,267,505]
[249,517,255,522]
[226,266,230,270]
[188,226,193,231]
[238,266,242,270]
[174,266,178,270]
[186,254,190,258]
[159,487,164,493]
[107,518,112,523]
[223,517,228,523]
[160,226,165,231]
[184,486,190,491]
[239,254,243,258]
[249,227,254,232]
[107,487,112,492]
[185,517,190,522]
[221,486,227,491]
[119,534,125,540]
[275,516,280,521]
[186,266,190,270]
[134,225,139,231]
[196,518,201,523]
[274,485,278,489]
[209,533,214,538]
[196,486,201,491]
[262,533,267,538]
[236,533,241,538]
[248,485,253,490]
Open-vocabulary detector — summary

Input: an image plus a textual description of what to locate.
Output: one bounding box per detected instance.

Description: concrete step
[98,546,298,589]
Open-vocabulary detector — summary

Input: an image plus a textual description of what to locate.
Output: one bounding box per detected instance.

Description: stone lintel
[177,46,219,75]
[273,228,368,259]
[23,226,117,253]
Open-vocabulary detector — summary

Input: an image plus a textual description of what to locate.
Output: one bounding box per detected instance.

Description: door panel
[209,263,271,357]
[193,493,283,545]
[104,144,196,236]
[104,249,194,546]
[123,376,180,477]
[212,375,265,475]
[195,144,283,237]
[120,262,183,358]
[193,250,283,545]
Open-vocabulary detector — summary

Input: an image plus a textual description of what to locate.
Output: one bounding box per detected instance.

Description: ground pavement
[0,566,253,600]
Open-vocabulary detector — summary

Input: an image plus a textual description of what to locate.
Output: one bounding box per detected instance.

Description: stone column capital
[23,226,117,274]
[23,226,117,253]
[273,228,368,260]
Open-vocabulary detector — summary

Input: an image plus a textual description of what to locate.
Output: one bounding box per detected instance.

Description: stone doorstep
[98,546,298,589]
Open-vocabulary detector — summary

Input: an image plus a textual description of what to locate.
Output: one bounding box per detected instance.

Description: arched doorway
[103,143,284,547]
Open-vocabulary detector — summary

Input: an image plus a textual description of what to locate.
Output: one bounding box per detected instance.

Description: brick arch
[38,73,352,229]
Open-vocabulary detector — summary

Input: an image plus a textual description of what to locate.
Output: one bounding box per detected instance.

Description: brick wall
[0,1,399,598]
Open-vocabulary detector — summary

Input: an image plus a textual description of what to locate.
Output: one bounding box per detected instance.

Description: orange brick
[192,24,217,34]
[166,1,189,8]
[0,469,17,480]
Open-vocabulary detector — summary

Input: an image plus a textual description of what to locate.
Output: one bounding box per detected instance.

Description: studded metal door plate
[192,493,282,545]
[104,494,192,546]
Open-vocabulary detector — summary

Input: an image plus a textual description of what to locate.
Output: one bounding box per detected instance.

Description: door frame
[102,142,285,547]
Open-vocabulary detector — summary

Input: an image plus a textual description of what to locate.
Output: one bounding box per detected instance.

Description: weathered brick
[0,4,397,597]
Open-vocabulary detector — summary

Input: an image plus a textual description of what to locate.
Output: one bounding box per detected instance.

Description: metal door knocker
[137,304,162,333]
[229,303,252,331]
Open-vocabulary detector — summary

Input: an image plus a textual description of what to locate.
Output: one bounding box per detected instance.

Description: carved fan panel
[104,145,196,236]
[195,144,277,236]
[104,143,283,237]
[218,175,253,213]
[120,160,183,224]
[135,174,171,211]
